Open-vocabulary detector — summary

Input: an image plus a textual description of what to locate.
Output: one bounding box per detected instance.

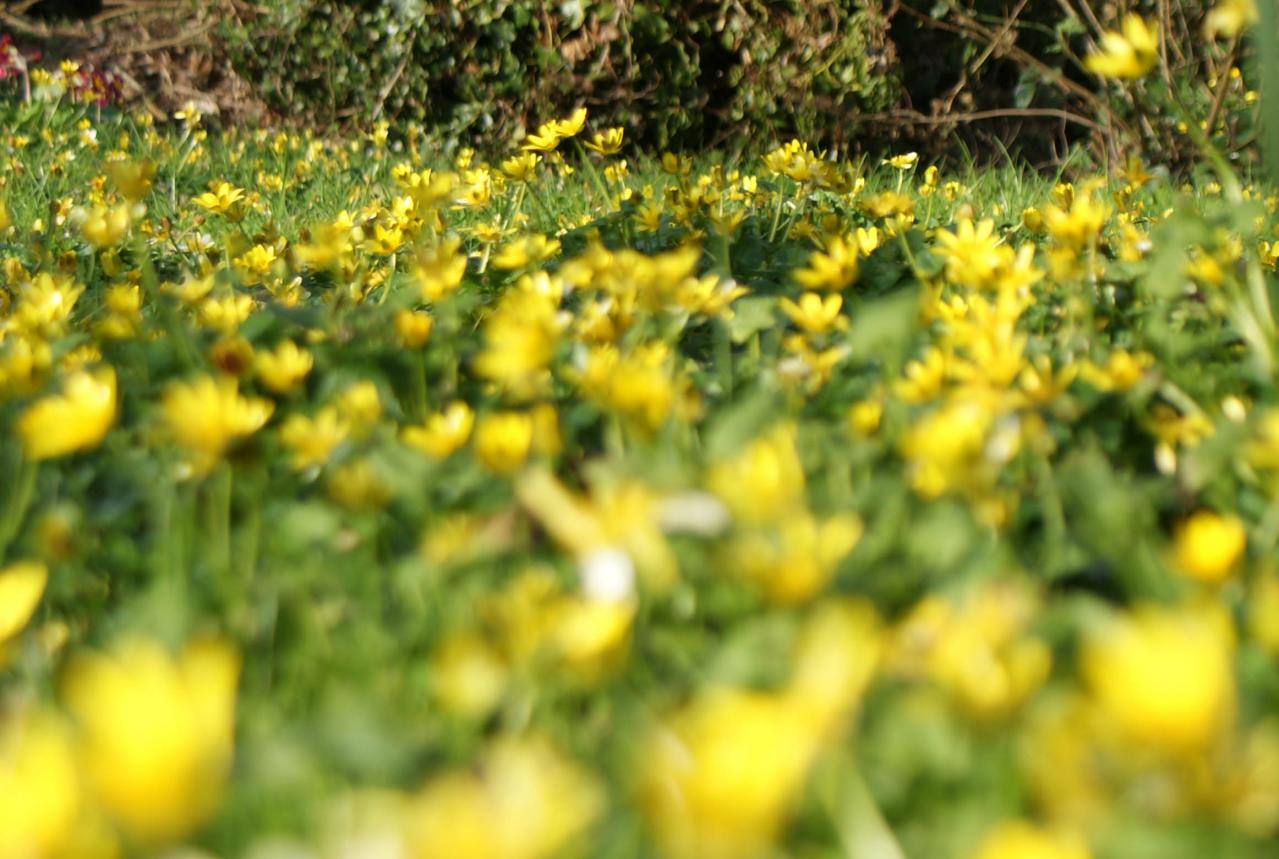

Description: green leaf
[727,295,777,344]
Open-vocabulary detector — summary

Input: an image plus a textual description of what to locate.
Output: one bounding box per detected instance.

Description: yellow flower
[428,634,509,719]
[106,160,156,201]
[336,380,382,438]
[474,411,534,474]
[847,398,883,436]
[778,291,847,334]
[0,560,47,645]
[80,203,132,248]
[491,234,561,270]
[278,407,349,470]
[521,123,562,153]
[583,127,624,156]
[16,366,116,460]
[707,425,806,525]
[500,152,541,182]
[728,511,863,603]
[1085,15,1159,79]
[1204,0,1257,38]
[394,307,435,348]
[793,235,859,291]
[405,734,602,859]
[411,237,467,302]
[361,221,403,256]
[235,243,278,279]
[162,375,274,475]
[402,401,475,459]
[549,107,589,138]
[254,340,313,395]
[882,152,919,170]
[1173,510,1246,583]
[970,820,1091,859]
[890,582,1051,719]
[635,600,878,859]
[0,711,101,859]
[0,197,10,233]
[192,180,247,222]
[63,636,239,844]
[1083,603,1235,755]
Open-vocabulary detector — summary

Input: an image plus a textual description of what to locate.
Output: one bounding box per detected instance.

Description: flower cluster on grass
[1,11,1279,854]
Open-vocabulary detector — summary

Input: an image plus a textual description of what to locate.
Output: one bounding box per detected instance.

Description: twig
[854,106,1103,131]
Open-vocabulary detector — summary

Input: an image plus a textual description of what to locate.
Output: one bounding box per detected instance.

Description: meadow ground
[3,91,1279,859]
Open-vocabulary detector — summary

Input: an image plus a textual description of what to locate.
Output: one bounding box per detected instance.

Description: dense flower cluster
[1,21,1278,856]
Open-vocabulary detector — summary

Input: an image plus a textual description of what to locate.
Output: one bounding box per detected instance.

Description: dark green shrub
[221,0,902,149]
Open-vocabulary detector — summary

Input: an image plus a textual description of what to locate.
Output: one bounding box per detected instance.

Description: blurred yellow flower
[970,820,1090,859]
[0,560,47,645]
[16,366,116,460]
[279,407,349,470]
[583,127,625,156]
[255,340,313,395]
[63,636,239,843]
[80,203,131,248]
[793,235,859,291]
[1085,15,1158,80]
[707,425,806,525]
[428,633,509,719]
[1083,603,1235,755]
[1173,510,1246,584]
[1204,0,1257,38]
[404,734,602,859]
[162,374,273,475]
[474,411,534,474]
[402,401,475,459]
[394,308,435,348]
[0,711,105,859]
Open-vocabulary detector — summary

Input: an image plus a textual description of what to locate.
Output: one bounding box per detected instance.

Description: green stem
[573,140,613,209]
[205,463,233,579]
[768,186,787,243]
[0,455,37,562]
[377,252,398,306]
[714,319,734,398]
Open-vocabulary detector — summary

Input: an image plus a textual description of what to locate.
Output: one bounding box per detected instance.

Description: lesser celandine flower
[106,159,155,201]
[793,234,859,291]
[1085,15,1158,80]
[707,425,806,525]
[402,401,474,459]
[779,291,847,334]
[404,734,602,859]
[637,601,879,859]
[192,180,247,221]
[583,127,624,156]
[394,308,434,348]
[1173,510,1246,584]
[0,196,10,232]
[1083,603,1235,755]
[1204,0,1257,38]
[79,202,131,248]
[278,407,349,470]
[63,636,239,844]
[428,633,509,719]
[970,820,1091,859]
[0,711,109,859]
[162,374,273,475]
[254,339,313,395]
[16,366,116,460]
[473,411,534,474]
[0,560,47,647]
